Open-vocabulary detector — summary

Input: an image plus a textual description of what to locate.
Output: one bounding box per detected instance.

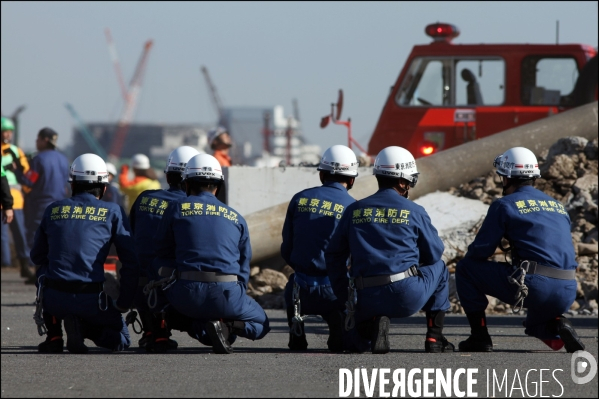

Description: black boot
[145,312,171,353]
[325,311,344,353]
[63,315,89,354]
[286,307,307,351]
[459,311,493,352]
[137,310,154,348]
[205,320,233,354]
[549,316,585,353]
[38,313,64,353]
[425,311,454,353]
[371,316,390,354]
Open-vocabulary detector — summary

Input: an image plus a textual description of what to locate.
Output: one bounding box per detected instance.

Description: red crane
[104,31,154,160]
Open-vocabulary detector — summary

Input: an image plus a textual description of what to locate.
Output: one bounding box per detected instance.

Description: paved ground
[2,269,597,398]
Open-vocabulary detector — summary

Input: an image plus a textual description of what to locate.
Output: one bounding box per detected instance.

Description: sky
[1,1,598,155]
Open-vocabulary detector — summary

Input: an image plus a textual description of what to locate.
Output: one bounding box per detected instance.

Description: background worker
[456,147,585,353]
[1,164,14,224]
[326,146,453,354]
[101,162,124,207]
[208,127,233,167]
[1,117,33,279]
[152,154,270,354]
[119,153,160,211]
[31,153,139,354]
[281,145,358,352]
[22,127,70,261]
[129,146,199,352]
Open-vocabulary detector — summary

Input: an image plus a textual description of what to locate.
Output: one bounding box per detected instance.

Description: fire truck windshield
[396,56,506,107]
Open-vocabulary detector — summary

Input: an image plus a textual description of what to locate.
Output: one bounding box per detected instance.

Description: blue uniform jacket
[30,193,140,308]
[153,191,251,285]
[129,186,186,275]
[464,185,577,270]
[23,150,70,205]
[326,187,444,297]
[281,182,356,276]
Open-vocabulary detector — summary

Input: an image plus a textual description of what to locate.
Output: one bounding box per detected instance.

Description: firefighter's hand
[120,164,129,173]
[3,209,14,224]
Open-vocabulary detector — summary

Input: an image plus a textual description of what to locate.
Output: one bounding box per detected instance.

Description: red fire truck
[367,23,598,158]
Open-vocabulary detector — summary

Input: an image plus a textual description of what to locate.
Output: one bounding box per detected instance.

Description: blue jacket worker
[281,145,358,352]
[31,153,139,354]
[22,128,69,250]
[152,153,270,354]
[456,147,585,353]
[129,146,199,352]
[326,146,453,354]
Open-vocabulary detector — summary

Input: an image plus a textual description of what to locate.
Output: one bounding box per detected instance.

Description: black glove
[3,147,24,173]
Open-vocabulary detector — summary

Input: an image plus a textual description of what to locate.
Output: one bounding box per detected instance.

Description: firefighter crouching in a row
[30,145,585,354]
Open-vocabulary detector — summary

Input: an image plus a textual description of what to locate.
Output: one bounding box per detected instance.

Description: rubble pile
[447,137,598,315]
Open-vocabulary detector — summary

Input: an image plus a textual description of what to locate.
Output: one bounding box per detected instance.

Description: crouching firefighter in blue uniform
[129,146,200,352]
[456,147,585,353]
[281,145,358,352]
[31,154,139,353]
[326,146,453,354]
[151,153,270,354]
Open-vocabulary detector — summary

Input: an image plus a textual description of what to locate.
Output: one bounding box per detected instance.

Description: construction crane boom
[65,103,108,160]
[108,39,154,160]
[104,28,129,102]
[201,65,225,126]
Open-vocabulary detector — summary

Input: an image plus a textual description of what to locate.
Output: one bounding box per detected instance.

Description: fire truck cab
[368,23,597,158]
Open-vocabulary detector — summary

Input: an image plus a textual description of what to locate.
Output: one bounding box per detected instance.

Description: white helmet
[183,153,224,182]
[164,146,201,173]
[493,147,541,179]
[317,145,359,177]
[69,153,109,184]
[131,153,151,170]
[105,162,117,176]
[373,146,419,187]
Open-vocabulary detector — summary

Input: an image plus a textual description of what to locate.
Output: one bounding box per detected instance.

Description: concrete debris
[247,268,288,309]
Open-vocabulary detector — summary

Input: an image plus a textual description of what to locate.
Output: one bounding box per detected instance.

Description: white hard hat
[183,153,224,182]
[317,145,359,177]
[69,153,109,184]
[105,162,117,176]
[208,126,228,147]
[131,153,150,170]
[373,146,419,187]
[164,146,201,173]
[493,147,541,179]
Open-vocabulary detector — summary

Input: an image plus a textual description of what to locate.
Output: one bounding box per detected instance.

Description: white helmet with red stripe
[317,145,359,177]
[183,153,224,182]
[69,153,109,184]
[493,147,541,179]
[372,146,419,187]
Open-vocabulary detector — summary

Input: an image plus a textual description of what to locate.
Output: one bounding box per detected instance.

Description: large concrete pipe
[247,101,598,263]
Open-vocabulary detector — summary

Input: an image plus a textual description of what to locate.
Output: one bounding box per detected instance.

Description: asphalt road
[2,269,597,398]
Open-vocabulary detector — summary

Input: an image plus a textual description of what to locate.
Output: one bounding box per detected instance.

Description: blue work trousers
[354,259,450,323]
[42,288,131,351]
[166,280,270,342]
[456,258,577,340]
[1,209,30,265]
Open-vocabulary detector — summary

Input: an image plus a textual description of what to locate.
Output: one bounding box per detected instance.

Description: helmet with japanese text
[183,153,224,182]
[164,146,201,174]
[131,153,151,170]
[372,146,419,187]
[317,145,359,177]
[69,153,109,185]
[493,147,541,179]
